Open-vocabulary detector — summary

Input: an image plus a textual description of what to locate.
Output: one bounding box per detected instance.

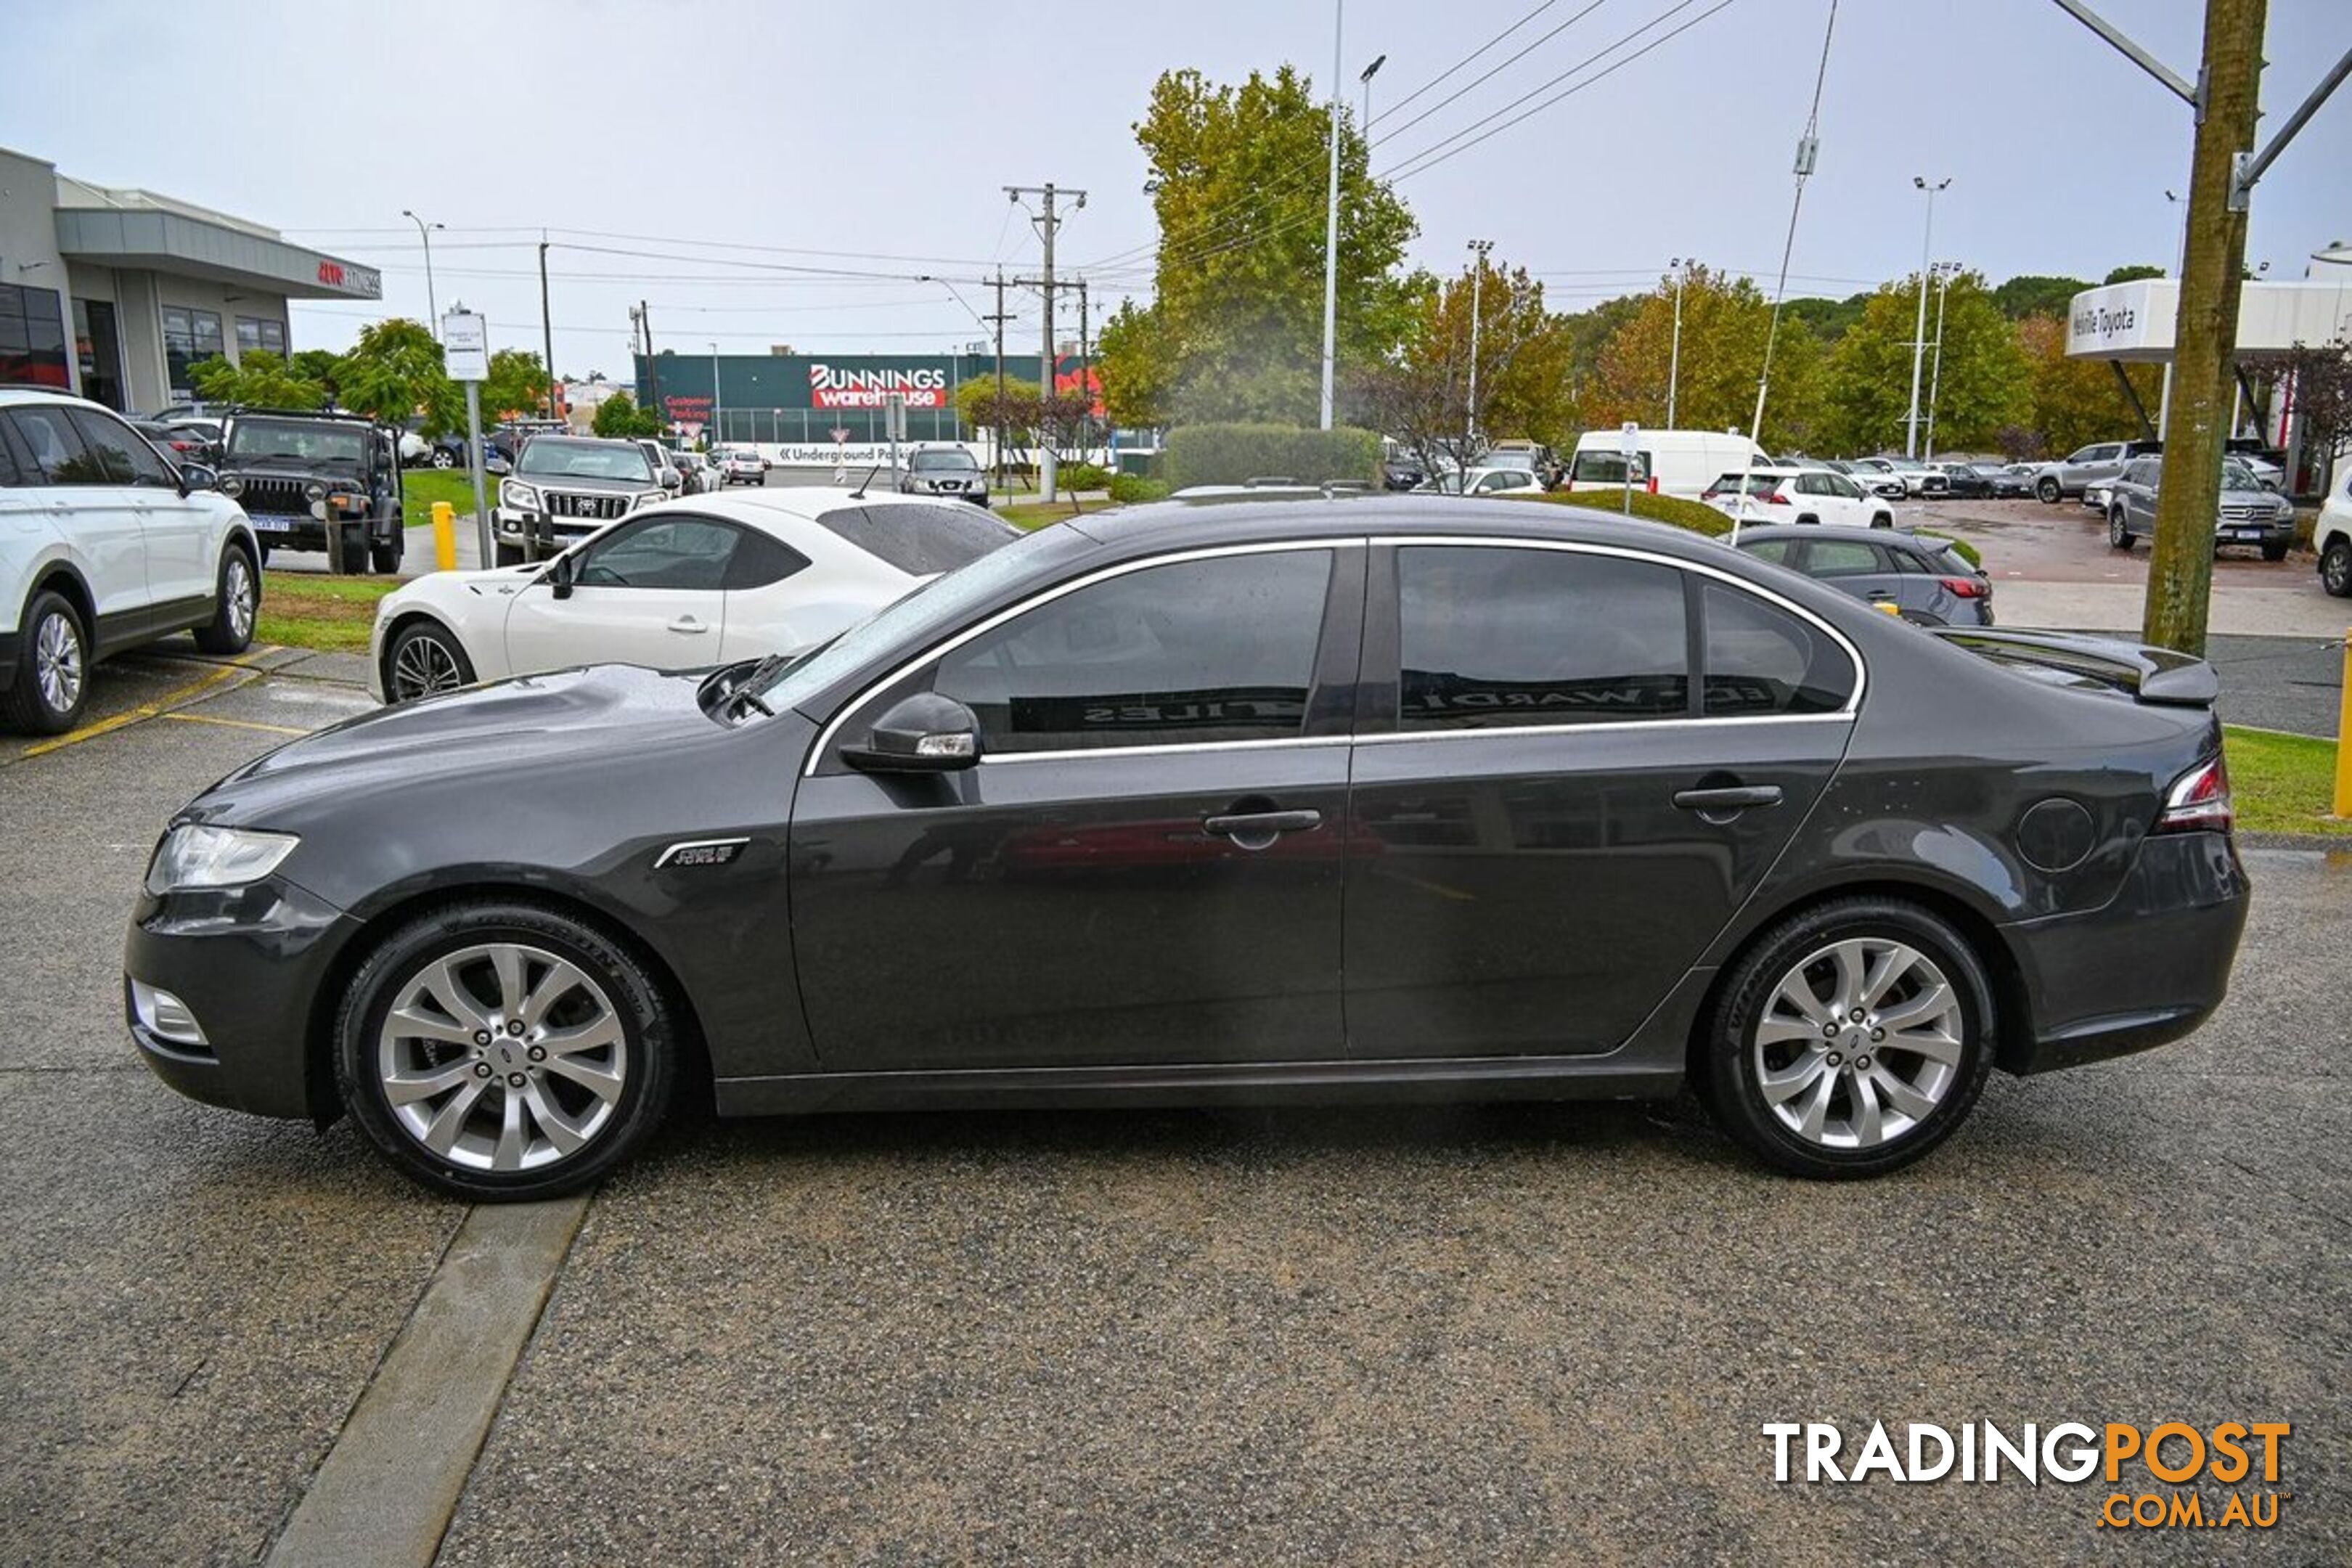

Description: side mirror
[842,692,981,774]
[661,468,683,490]
[547,552,576,600]
[178,463,219,495]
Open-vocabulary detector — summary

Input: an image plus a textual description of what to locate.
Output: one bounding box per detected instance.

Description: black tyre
[1870,512,1893,530]
[2036,477,2061,504]
[2259,540,2289,564]
[383,617,475,703]
[3,589,89,735]
[2107,509,2133,551]
[1698,897,1996,1179]
[335,900,677,1201]
[1796,514,1820,528]
[256,542,271,568]
[2322,539,2352,597]
[430,448,457,469]
[192,545,258,655]
[369,536,403,575]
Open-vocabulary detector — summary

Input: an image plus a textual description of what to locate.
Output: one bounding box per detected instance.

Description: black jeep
[216,409,404,573]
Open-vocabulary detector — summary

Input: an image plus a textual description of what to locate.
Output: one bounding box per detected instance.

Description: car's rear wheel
[192,546,257,655]
[1700,897,1995,1179]
[4,589,89,735]
[2260,540,2290,563]
[385,618,474,703]
[2107,510,2133,550]
[430,448,456,469]
[2037,478,2061,504]
[369,537,402,575]
[336,902,677,1201]
[1870,512,1893,529]
[2322,539,2352,597]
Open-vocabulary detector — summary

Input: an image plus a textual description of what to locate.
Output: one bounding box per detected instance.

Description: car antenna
[851,463,879,499]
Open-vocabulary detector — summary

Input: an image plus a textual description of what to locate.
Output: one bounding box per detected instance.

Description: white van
[1562,429,1773,500]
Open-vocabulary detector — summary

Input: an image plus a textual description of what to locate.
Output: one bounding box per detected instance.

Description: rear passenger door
[1795,538,1906,615]
[69,407,210,613]
[1,406,149,650]
[1344,542,1860,1059]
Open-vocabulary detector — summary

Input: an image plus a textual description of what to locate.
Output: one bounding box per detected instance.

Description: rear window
[1571,450,1648,484]
[1703,473,1778,498]
[814,502,1019,576]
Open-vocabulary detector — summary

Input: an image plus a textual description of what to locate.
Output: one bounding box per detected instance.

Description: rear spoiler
[1929,628,2218,708]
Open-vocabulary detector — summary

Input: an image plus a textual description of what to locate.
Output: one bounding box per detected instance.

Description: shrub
[1164,422,1381,488]
[1058,461,1113,491]
[1518,488,1732,538]
[1108,474,1174,505]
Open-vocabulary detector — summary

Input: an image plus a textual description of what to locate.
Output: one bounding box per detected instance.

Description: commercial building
[0,144,380,412]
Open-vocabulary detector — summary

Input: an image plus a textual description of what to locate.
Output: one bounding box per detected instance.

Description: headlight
[304,481,328,502]
[635,491,663,508]
[144,825,301,895]
[503,481,539,510]
[220,475,244,498]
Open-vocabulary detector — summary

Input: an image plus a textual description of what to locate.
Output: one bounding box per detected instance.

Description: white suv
[0,388,261,734]
[1702,465,1895,529]
[2316,459,2352,597]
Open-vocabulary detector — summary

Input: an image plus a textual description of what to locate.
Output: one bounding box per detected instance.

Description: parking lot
[4,599,2348,1565]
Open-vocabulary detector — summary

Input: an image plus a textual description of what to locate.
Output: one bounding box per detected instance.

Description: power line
[1373,0,1610,147]
[1370,0,1565,127]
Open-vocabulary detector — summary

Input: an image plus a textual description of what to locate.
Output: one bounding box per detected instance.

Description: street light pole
[1666,256,1688,428]
[401,209,444,340]
[1360,52,1386,130]
[709,342,721,447]
[1903,176,1950,458]
[1923,263,1956,460]
[1319,0,1344,430]
[1466,238,1493,446]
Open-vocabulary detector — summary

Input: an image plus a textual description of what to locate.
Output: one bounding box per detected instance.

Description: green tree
[1589,265,1828,451]
[2019,313,2161,455]
[1823,274,2027,454]
[287,348,344,403]
[335,318,460,436]
[479,348,551,423]
[1349,257,1577,475]
[2104,264,2168,285]
[185,350,327,409]
[1098,65,1418,428]
[590,390,663,439]
[1990,274,2092,321]
[1779,292,1871,346]
[956,374,1042,437]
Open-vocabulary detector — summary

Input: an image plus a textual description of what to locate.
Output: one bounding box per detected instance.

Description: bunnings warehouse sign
[809,363,949,409]
[634,351,1048,415]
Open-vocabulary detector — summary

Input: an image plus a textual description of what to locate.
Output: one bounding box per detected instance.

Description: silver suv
[2035,440,2160,504]
[895,446,990,506]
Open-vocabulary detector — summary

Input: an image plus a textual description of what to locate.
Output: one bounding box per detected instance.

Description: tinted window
[4,406,105,483]
[226,418,367,464]
[932,550,1331,753]
[1398,547,1689,730]
[576,515,742,591]
[1702,584,1854,715]
[68,409,175,487]
[1571,450,1648,485]
[725,527,810,590]
[1805,541,1886,578]
[1889,545,1934,575]
[0,424,20,486]
[0,282,70,391]
[1739,538,1797,565]
[817,504,1017,576]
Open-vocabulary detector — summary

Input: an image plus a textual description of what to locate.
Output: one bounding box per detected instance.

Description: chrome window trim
[804,532,1866,776]
[805,539,1360,777]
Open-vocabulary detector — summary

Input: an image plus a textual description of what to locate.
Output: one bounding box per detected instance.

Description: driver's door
[502,512,738,677]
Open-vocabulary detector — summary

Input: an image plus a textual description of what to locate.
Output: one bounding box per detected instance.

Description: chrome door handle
[1673,785,1782,812]
[667,617,710,634]
[1204,809,1323,846]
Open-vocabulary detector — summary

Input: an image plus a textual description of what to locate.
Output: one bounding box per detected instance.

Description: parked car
[2313,461,2352,596]
[0,388,261,732]
[1936,462,2009,499]
[671,451,719,494]
[126,492,2248,1200]
[1484,440,1560,487]
[895,445,991,506]
[493,436,675,566]
[1878,458,1947,499]
[373,490,1017,704]
[715,446,766,486]
[132,419,216,467]
[1733,525,1992,626]
[1702,466,1895,530]
[1455,466,1545,497]
[1839,457,1911,501]
[1380,454,1426,491]
[2034,440,2160,504]
[216,409,405,573]
[2104,455,2295,560]
[1562,429,1771,499]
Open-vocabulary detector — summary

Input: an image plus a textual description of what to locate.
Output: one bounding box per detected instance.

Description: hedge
[1519,488,1732,538]
[1164,423,1382,489]
[1108,473,1174,505]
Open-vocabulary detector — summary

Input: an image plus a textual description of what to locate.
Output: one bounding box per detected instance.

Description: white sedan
[368,489,1018,703]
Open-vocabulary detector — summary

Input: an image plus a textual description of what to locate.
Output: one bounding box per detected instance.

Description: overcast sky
[4,0,2345,377]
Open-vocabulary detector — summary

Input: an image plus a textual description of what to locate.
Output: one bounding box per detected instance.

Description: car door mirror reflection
[843,693,982,775]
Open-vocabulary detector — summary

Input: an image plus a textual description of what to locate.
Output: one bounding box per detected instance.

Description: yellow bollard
[431,501,457,571]
[2335,628,2352,820]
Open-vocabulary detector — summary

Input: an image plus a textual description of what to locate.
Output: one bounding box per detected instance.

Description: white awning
[2067,278,2352,362]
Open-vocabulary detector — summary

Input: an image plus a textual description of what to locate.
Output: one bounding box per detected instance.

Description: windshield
[748,525,1090,714]
[2221,462,2264,491]
[910,449,977,471]
[518,439,656,482]
[226,418,365,463]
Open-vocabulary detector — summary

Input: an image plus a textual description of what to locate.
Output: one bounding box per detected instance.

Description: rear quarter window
[1702,584,1855,716]
[815,503,1020,576]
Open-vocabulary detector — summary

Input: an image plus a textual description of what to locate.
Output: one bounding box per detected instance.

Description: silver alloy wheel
[2325,544,2351,597]
[377,942,628,1172]
[390,629,465,701]
[224,555,256,642]
[1751,937,1963,1150]
[33,608,83,716]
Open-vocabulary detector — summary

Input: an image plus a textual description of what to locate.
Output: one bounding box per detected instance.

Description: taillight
[1940,576,1985,598]
[2155,755,2232,834]
[1768,490,1791,505]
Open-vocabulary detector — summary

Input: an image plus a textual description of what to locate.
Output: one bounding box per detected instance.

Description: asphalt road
[1,647,2345,1566]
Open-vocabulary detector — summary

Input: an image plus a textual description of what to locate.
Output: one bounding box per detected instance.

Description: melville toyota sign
[807,362,950,409]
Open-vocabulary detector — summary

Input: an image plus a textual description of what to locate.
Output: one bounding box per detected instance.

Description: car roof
[0,387,107,411]
[1069,493,1751,566]
[1731,523,1948,552]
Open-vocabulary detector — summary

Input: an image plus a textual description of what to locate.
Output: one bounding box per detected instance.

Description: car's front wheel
[2260,539,2290,563]
[384,618,475,703]
[1700,897,1995,1179]
[336,902,679,1201]
[2107,510,2133,550]
[192,545,258,655]
[430,448,456,469]
[2322,539,2352,597]
[3,589,89,735]
[1870,512,1893,529]
[2037,478,2061,504]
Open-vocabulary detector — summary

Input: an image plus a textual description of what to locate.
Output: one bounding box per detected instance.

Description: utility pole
[1320,0,1344,430]
[709,342,721,448]
[638,299,662,431]
[1005,181,1085,500]
[1465,238,1493,447]
[987,269,1011,491]
[538,238,556,422]
[1903,177,1950,458]
[2142,0,2266,653]
[1077,278,1092,464]
[1923,263,1956,460]
[1666,256,1688,428]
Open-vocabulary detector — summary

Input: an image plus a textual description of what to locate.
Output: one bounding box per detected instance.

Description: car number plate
[2231,527,2262,539]
[249,514,295,531]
